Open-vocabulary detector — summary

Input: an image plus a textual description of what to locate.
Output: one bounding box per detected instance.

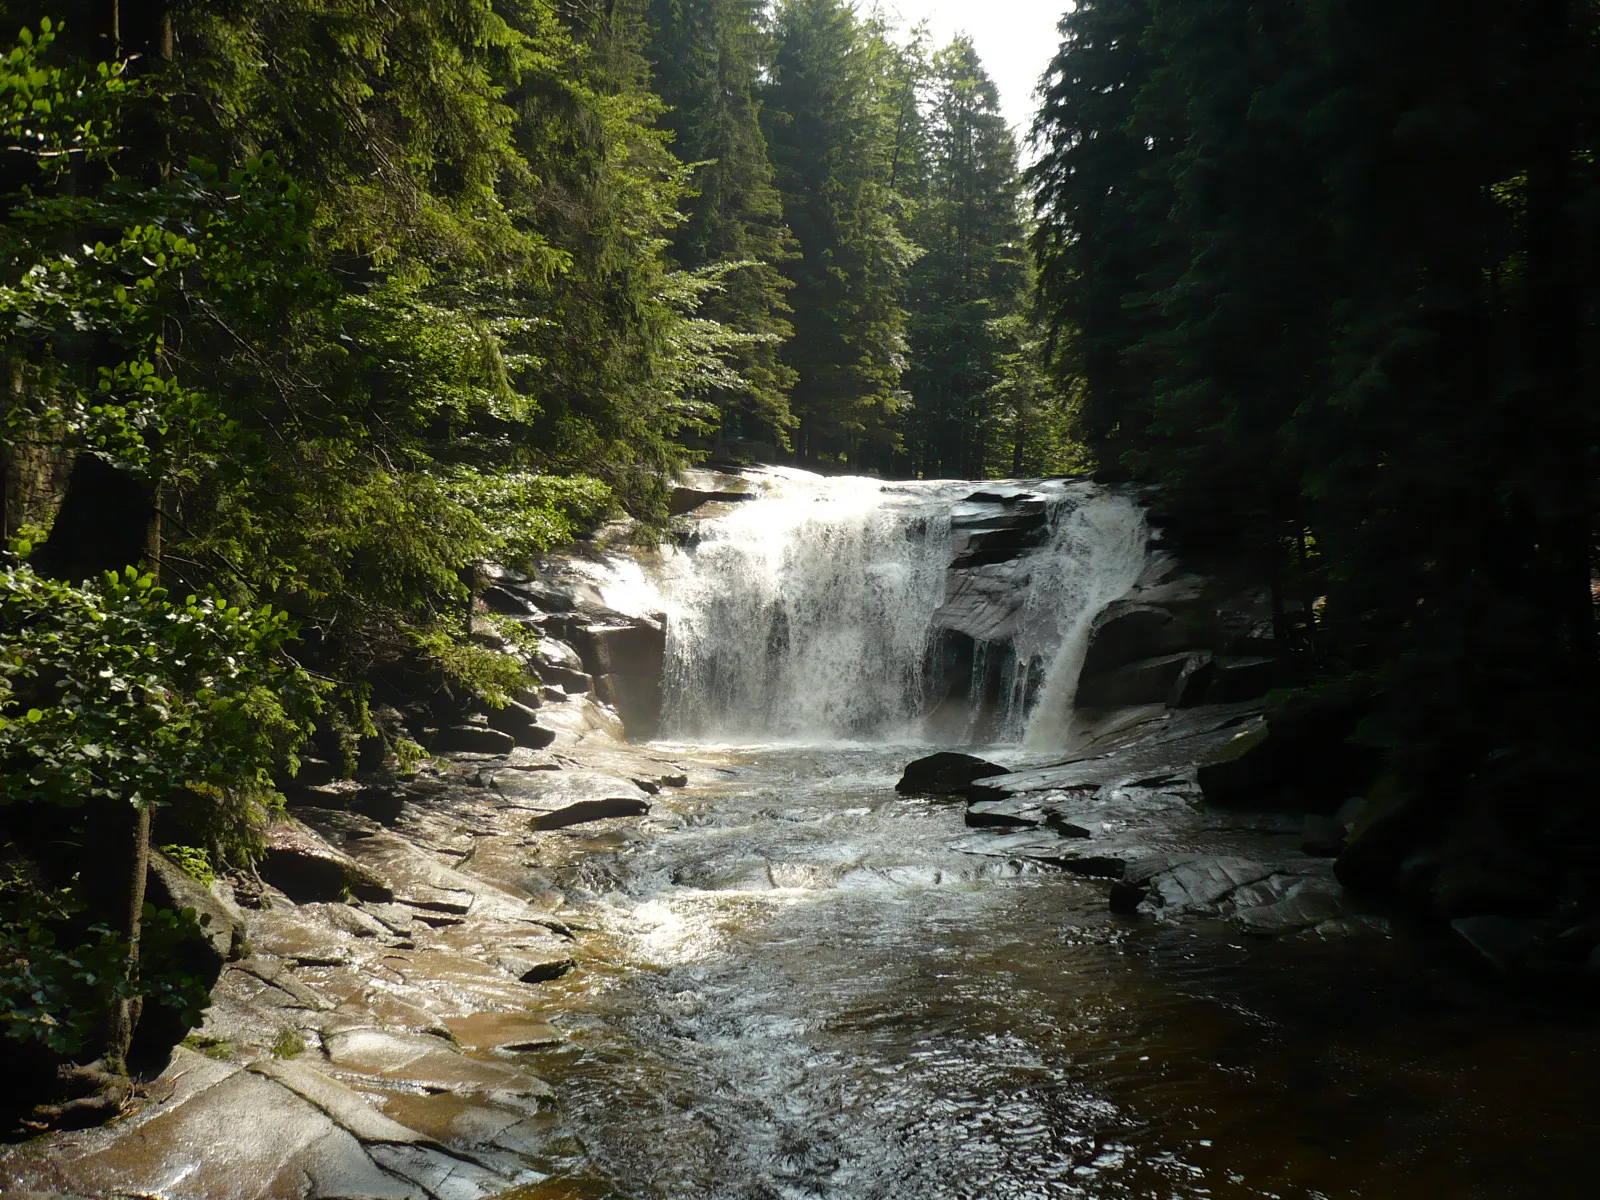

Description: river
[506,741,1600,1200]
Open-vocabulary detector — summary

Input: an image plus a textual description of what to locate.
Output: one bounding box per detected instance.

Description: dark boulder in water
[895,751,1010,796]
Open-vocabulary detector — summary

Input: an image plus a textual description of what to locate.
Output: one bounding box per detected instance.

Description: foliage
[0,865,211,1054]
[762,0,918,468]
[0,565,319,813]
[899,37,1030,479]
[0,871,133,1053]
[159,845,216,887]
[645,0,798,453]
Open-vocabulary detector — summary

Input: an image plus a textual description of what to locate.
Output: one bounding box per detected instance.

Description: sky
[873,1,1069,137]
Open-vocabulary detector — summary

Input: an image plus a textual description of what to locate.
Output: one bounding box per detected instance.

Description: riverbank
[7,469,1598,1199]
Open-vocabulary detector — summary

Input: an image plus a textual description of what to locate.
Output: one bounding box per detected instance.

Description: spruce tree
[763,0,915,466]
[901,37,1026,479]
[645,0,796,457]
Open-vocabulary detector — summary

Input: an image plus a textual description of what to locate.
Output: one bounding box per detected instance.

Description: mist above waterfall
[654,469,1147,748]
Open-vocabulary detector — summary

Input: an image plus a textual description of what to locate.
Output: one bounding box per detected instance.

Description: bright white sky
[871,1,1070,137]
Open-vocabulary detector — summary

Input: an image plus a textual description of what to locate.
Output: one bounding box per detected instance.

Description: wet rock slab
[947,703,1387,939]
[0,1048,536,1200]
[1,724,706,1198]
[487,768,652,830]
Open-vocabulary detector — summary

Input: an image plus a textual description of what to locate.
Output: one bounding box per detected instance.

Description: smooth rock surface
[489,769,651,830]
[263,819,395,904]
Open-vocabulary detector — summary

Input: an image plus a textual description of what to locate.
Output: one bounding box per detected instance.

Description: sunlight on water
[528,746,1600,1200]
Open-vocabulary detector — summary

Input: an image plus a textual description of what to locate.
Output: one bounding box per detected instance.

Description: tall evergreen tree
[1030,0,1600,900]
[901,37,1026,479]
[763,0,916,466]
[645,0,796,455]
[1027,0,1177,476]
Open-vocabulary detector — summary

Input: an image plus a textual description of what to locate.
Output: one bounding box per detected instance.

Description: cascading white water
[1018,493,1150,750]
[657,470,960,742]
[653,469,1148,748]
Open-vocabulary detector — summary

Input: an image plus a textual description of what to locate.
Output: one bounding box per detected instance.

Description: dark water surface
[515,746,1600,1200]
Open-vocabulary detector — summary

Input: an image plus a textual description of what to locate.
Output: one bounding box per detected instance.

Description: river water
[512,474,1600,1198]
[522,744,1599,1200]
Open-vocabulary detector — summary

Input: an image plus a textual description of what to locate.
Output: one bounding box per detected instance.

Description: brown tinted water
[513,746,1600,1199]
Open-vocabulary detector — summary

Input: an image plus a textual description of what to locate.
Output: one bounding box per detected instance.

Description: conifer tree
[901,37,1026,479]
[763,0,916,466]
[645,0,797,456]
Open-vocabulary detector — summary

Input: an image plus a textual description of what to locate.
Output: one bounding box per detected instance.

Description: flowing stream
[516,474,1600,1199]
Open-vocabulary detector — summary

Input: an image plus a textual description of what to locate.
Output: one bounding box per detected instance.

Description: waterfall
[653,469,1148,747]
[1017,494,1150,750]
[657,471,959,742]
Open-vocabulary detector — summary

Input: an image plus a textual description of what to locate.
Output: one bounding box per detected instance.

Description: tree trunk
[1524,0,1593,680]
[101,801,151,1067]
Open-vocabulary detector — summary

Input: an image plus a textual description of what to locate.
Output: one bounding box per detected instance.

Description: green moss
[160,844,217,887]
[270,1028,306,1059]
[183,1033,234,1061]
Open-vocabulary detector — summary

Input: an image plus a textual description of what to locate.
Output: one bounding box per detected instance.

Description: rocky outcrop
[1071,550,1282,712]
[936,704,1387,941]
[1,672,693,1191]
[146,850,248,971]
[473,556,667,740]
[262,818,395,904]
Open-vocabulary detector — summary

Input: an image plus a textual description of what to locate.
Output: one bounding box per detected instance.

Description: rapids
[524,746,1600,1200]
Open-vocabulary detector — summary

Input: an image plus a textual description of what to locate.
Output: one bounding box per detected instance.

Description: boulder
[485,701,557,750]
[1076,652,1199,709]
[576,620,666,679]
[1081,604,1194,677]
[489,769,652,830]
[480,584,540,617]
[261,818,394,904]
[1334,777,1425,897]
[1195,719,1276,805]
[1146,856,1279,914]
[490,949,577,983]
[145,851,246,971]
[430,724,515,756]
[539,665,594,694]
[291,807,385,849]
[1232,877,1352,935]
[895,751,1011,796]
[1450,915,1552,975]
[1207,655,1280,703]
[533,637,585,673]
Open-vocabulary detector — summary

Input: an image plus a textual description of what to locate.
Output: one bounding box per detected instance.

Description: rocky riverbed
[0,678,718,1198]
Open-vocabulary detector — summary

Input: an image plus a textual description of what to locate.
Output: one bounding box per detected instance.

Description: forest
[1,0,1599,1162]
